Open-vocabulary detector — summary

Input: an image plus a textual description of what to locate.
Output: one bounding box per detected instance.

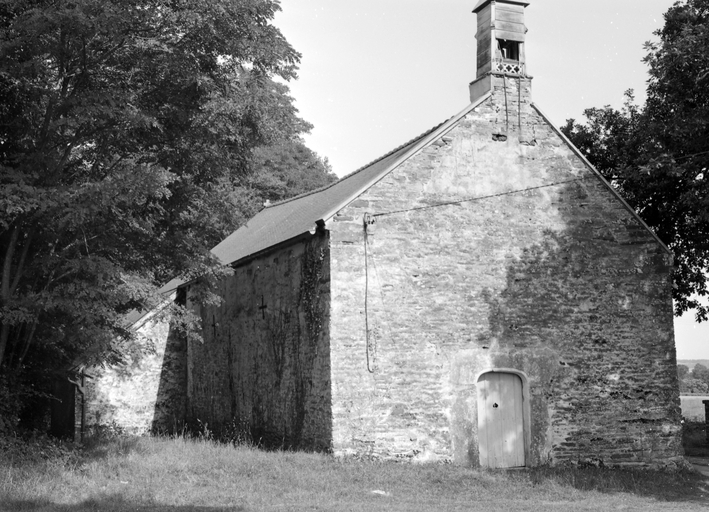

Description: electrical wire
[372,176,594,219]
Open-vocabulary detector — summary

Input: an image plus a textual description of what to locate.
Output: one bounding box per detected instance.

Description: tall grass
[1,434,707,511]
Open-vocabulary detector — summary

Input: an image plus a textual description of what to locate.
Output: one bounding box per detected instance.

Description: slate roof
[158,94,492,294]
[211,133,427,265]
[155,91,670,298]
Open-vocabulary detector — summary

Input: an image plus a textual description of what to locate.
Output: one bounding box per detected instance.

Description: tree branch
[17,322,37,369]
[9,230,33,297]
[0,226,19,367]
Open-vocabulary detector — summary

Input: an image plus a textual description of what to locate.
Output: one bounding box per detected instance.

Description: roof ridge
[263,118,452,210]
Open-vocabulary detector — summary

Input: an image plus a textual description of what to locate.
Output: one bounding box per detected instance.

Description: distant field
[678,360,709,371]
[681,395,709,421]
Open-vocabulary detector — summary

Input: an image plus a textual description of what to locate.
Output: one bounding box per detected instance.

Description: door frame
[475,368,531,467]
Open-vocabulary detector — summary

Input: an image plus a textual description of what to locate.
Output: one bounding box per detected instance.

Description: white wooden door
[477,372,525,468]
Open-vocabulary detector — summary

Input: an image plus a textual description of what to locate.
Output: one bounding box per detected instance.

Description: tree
[0,0,322,425]
[562,0,709,320]
[680,377,709,394]
[692,363,709,384]
[249,140,337,204]
[678,364,690,381]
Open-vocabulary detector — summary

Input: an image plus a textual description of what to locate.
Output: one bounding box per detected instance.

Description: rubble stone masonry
[328,74,682,467]
[186,234,332,450]
[86,74,681,468]
[85,313,186,434]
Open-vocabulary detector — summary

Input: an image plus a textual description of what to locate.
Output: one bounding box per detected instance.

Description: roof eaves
[531,103,672,257]
[131,293,177,329]
[157,230,321,295]
[318,93,493,225]
[123,290,178,329]
[229,230,319,269]
[158,276,188,295]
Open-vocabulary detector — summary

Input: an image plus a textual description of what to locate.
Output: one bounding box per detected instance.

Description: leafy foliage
[0,0,332,427]
[692,363,709,383]
[679,377,708,394]
[249,139,337,204]
[677,362,709,393]
[562,0,709,320]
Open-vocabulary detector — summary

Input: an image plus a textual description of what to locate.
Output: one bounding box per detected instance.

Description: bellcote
[473,0,530,78]
[469,0,534,142]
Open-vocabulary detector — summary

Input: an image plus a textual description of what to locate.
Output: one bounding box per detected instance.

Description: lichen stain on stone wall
[329,75,681,467]
[186,233,331,451]
[85,315,186,434]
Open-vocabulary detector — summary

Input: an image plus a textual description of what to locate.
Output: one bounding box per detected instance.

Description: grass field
[1,435,708,512]
[680,396,709,421]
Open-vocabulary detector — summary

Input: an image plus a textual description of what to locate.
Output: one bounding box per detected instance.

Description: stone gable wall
[85,313,187,435]
[186,233,332,451]
[328,74,681,467]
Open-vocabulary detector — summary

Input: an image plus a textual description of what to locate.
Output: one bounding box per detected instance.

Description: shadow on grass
[519,465,709,504]
[0,495,246,512]
[78,435,147,463]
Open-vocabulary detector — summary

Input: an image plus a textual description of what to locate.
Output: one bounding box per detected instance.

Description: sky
[272,0,708,360]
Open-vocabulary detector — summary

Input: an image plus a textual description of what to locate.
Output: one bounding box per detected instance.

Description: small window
[498,39,520,61]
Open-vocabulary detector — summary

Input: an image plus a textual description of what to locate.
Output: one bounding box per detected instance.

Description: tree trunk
[0,227,19,368]
[0,324,9,373]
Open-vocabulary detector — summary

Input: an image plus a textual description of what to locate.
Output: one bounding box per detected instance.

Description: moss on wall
[186,233,332,451]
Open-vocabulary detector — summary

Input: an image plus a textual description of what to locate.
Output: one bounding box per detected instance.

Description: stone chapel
[86,0,683,468]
